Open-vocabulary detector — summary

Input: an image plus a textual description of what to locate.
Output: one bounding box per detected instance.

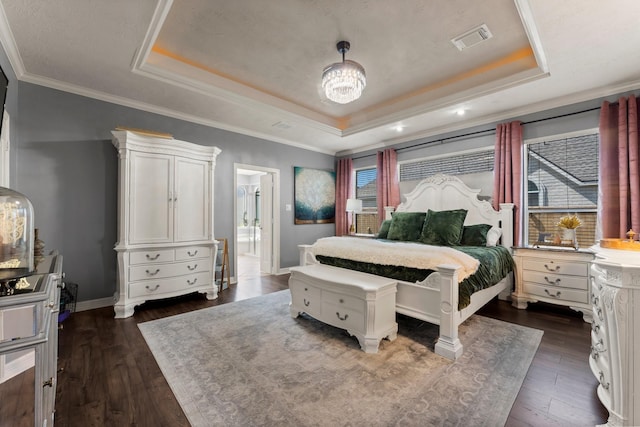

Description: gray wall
[351,101,605,173]
[13,83,334,302]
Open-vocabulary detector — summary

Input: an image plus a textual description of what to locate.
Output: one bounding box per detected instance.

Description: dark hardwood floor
[2,272,608,427]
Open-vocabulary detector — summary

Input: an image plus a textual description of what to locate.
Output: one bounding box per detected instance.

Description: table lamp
[345,198,362,234]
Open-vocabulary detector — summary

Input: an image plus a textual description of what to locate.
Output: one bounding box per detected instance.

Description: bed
[296,174,515,359]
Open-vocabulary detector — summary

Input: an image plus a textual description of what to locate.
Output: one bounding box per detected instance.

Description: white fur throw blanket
[311,237,480,282]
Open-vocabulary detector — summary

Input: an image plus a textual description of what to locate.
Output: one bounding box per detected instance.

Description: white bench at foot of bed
[289,264,398,354]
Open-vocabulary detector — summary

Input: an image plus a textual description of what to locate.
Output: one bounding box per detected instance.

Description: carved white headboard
[387,174,514,248]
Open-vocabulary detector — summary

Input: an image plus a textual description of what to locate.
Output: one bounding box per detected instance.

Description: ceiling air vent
[451,24,493,51]
[272,121,292,130]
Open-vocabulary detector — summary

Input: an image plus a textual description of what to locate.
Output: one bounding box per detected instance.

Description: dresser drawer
[129,249,175,265]
[129,271,211,298]
[522,258,588,276]
[290,283,321,316]
[322,301,365,332]
[522,282,589,304]
[322,290,364,314]
[129,260,209,281]
[525,270,588,290]
[175,246,211,261]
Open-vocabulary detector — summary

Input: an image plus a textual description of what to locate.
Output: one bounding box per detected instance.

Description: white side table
[511,246,593,322]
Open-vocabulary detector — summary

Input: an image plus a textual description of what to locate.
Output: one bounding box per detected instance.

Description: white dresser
[511,247,593,322]
[0,254,63,427]
[289,264,397,353]
[590,246,640,426]
[112,130,221,318]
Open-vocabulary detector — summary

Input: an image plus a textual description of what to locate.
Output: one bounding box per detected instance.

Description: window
[524,130,599,246]
[355,167,378,233]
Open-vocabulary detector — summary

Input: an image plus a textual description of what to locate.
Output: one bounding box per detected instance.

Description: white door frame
[233,164,281,279]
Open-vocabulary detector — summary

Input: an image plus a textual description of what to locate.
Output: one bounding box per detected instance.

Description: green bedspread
[315,244,514,310]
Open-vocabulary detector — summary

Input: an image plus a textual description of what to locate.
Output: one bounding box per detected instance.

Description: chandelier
[321,41,366,104]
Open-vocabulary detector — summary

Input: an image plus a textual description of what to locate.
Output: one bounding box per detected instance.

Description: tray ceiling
[1,0,639,155]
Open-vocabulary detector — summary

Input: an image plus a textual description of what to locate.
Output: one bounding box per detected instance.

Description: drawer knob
[544,276,561,286]
[188,250,198,257]
[339,298,344,304]
[544,263,560,272]
[187,278,198,286]
[336,312,349,321]
[544,289,561,298]
[146,268,160,276]
[187,264,198,271]
[304,298,310,307]
[146,253,161,261]
[145,284,160,292]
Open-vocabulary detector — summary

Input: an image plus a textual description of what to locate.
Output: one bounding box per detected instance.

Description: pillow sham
[486,226,502,246]
[460,223,493,246]
[377,219,392,239]
[386,212,426,242]
[420,209,467,246]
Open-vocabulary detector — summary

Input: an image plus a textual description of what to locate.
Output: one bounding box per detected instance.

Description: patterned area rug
[139,290,542,426]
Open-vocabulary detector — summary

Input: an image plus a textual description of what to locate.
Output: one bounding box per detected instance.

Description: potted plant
[557,214,582,247]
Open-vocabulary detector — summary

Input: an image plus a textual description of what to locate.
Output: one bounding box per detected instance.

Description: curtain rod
[350,105,602,161]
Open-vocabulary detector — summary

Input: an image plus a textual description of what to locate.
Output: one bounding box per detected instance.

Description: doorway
[234,164,280,282]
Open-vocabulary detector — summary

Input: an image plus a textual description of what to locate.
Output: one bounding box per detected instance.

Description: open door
[259,173,273,274]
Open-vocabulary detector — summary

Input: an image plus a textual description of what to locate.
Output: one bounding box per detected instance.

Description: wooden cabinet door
[129,151,173,243]
[174,156,210,242]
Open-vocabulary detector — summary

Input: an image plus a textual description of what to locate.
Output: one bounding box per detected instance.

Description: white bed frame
[298,174,514,359]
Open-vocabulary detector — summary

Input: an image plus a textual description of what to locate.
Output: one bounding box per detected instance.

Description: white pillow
[486,226,502,247]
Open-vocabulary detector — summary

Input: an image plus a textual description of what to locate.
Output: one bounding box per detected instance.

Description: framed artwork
[294,166,335,224]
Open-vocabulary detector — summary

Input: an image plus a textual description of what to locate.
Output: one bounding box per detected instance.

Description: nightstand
[511,246,594,322]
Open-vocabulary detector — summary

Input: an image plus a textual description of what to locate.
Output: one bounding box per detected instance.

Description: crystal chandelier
[321,41,366,104]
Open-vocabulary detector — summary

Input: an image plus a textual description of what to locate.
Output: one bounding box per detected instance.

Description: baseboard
[0,350,34,384]
[75,296,114,312]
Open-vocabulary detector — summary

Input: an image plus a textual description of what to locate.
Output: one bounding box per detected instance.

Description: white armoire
[112,130,221,318]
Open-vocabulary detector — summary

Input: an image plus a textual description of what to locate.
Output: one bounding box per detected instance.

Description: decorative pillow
[420,209,468,246]
[377,219,392,239]
[386,212,427,242]
[460,224,493,246]
[486,226,502,246]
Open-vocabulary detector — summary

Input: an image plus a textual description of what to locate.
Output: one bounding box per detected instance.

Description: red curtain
[376,148,401,223]
[492,121,523,245]
[599,96,640,238]
[335,158,353,236]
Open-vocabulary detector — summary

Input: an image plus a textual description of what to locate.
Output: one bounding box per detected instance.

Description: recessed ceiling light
[393,124,405,132]
[456,109,465,116]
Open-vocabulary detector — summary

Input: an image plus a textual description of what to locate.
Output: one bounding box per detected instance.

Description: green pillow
[377,219,392,239]
[460,224,492,246]
[420,209,468,246]
[386,212,427,242]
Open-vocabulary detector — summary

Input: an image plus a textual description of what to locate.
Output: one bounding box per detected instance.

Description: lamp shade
[345,198,362,213]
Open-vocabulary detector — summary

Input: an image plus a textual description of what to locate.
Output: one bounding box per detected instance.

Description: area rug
[139,290,542,427]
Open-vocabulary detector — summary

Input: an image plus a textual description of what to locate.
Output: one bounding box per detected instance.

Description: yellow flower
[557,214,582,229]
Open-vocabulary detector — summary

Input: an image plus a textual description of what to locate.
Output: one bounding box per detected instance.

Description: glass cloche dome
[0,186,34,284]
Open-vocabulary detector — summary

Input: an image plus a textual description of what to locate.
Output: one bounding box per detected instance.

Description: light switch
[285,204,291,211]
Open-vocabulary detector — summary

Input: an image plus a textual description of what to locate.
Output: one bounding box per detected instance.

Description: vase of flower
[557,214,581,248]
